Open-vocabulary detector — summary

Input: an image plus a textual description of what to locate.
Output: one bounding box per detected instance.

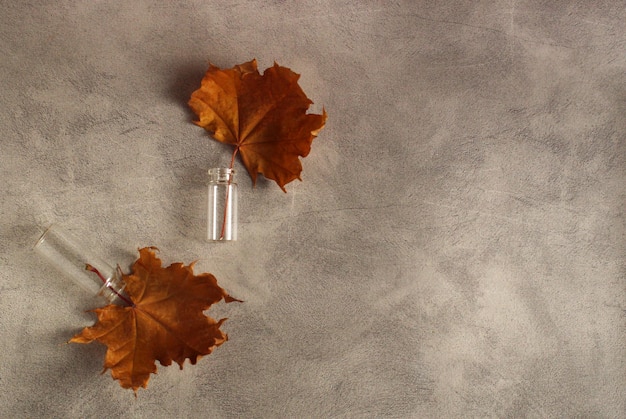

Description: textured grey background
[1,1,624,418]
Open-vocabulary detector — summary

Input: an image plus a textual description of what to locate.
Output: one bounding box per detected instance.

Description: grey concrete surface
[1,1,624,417]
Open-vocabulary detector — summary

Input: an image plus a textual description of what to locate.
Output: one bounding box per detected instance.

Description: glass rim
[208,167,235,175]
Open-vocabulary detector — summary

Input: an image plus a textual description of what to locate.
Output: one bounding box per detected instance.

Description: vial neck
[208,167,235,183]
[87,264,132,306]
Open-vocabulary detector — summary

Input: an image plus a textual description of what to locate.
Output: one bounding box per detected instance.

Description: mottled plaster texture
[1,1,624,418]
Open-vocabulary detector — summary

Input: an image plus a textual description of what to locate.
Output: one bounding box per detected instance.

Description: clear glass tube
[33,224,128,305]
[207,168,238,241]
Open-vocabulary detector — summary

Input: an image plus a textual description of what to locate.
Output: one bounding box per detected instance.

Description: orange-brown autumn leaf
[70,247,239,393]
[188,59,327,192]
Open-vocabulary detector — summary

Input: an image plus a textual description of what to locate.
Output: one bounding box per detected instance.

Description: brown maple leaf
[69,247,240,393]
[188,59,327,192]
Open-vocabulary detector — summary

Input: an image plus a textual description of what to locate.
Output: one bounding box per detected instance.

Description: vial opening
[208,167,235,183]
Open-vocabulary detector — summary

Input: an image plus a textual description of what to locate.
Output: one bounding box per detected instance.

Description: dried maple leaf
[69,247,240,393]
[188,59,327,192]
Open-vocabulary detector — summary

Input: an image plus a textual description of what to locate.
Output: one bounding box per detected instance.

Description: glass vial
[33,224,128,305]
[207,168,237,241]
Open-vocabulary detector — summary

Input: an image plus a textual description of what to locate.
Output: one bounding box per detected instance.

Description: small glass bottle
[33,224,129,305]
[207,168,238,241]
